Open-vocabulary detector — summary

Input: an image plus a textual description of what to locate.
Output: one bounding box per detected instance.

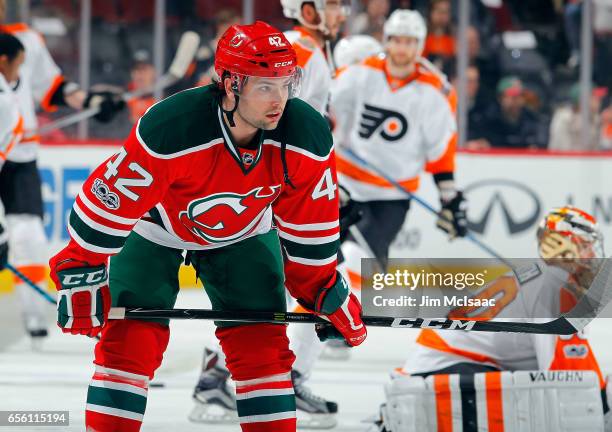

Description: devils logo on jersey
[358,104,408,142]
[179,186,281,243]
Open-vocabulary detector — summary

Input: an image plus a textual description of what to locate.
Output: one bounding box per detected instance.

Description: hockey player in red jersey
[49,21,366,432]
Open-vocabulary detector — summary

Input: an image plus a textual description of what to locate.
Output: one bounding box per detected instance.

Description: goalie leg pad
[86,320,170,432]
[381,370,605,432]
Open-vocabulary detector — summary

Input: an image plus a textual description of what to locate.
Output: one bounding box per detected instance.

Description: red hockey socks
[217,323,297,432]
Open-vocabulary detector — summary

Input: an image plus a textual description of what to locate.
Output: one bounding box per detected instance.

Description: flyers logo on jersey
[359,104,408,142]
[179,186,281,243]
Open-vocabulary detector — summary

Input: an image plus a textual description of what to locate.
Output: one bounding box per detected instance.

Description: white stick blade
[168,31,201,79]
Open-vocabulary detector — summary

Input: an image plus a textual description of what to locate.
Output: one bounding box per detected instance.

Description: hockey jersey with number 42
[60,85,341,304]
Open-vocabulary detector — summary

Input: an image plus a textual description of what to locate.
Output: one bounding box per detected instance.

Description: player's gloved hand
[436,191,468,239]
[313,271,367,347]
[49,256,111,337]
[84,91,125,123]
[0,238,7,271]
[339,184,362,243]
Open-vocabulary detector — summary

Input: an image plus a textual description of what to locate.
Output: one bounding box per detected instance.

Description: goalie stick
[28,31,201,137]
[108,256,612,335]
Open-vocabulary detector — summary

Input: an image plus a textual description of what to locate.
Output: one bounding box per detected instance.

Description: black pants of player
[0,160,44,217]
[347,199,411,271]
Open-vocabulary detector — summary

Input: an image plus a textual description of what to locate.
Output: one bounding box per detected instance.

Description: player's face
[0,50,24,83]
[323,0,348,39]
[237,76,290,130]
[386,36,419,67]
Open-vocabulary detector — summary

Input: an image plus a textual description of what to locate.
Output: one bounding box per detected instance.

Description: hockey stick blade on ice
[109,258,612,335]
[33,31,201,136]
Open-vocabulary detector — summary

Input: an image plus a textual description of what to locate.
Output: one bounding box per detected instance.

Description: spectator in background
[563,0,582,69]
[422,0,455,72]
[485,76,547,149]
[191,8,242,87]
[463,64,493,150]
[593,0,612,90]
[466,25,499,101]
[126,50,156,124]
[350,0,390,41]
[548,84,607,151]
[601,101,612,149]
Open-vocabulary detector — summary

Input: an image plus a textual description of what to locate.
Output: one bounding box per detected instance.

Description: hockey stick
[5,263,56,304]
[108,256,612,335]
[335,147,513,268]
[29,31,200,137]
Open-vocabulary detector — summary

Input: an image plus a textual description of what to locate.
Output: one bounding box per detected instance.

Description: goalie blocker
[378,370,610,432]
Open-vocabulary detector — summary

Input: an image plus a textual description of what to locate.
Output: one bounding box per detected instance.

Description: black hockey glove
[436,191,468,239]
[339,185,362,243]
[84,91,126,123]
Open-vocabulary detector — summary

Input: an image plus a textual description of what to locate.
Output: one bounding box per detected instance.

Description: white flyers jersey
[403,262,606,388]
[0,23,63,162]
[330,55,457,201]
[0,74,23,164]
[284,27,332,115]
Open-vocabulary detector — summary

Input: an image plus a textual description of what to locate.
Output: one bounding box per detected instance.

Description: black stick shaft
[109,307,578,335]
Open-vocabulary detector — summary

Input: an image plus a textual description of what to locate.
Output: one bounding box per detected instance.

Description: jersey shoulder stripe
[268,98,333,159]
[137,85,221,156]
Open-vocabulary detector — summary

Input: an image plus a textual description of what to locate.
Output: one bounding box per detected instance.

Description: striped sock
[235,372,297,432]
[85,366,149,432]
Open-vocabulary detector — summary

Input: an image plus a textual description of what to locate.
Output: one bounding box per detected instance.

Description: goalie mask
[537,206,604,260]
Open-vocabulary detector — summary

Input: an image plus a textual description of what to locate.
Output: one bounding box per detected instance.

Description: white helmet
[333,35,383,68]
[383,9,427,55]
[280,0,350,34]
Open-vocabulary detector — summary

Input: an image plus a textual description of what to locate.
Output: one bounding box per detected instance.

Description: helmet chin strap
[218,93,240,127]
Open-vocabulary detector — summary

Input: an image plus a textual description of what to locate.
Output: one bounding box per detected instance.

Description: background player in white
[333,34,383,70]
[376,206,610,431]
[0,0,125,347]
[330,9,467,289]
[0,32,24,281]
[282,0,349,114]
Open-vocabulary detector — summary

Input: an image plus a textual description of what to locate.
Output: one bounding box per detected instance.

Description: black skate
[188,348,237,424]
[28,329,48,352]
[293,370,338,429]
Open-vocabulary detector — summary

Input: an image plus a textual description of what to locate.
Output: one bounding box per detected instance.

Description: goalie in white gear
[374,206,610,432]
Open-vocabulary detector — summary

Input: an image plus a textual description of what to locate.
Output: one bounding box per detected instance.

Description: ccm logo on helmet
[274,61,293,67]
[269,36,286,47]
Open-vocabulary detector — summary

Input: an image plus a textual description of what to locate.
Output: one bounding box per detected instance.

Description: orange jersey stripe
[13,265,48,284]
[416,329,500,367]
[485,372,504,432]
[40,74,65,113]
[0,23,29,33]
[336,153,420,191]
[433,374,453,432]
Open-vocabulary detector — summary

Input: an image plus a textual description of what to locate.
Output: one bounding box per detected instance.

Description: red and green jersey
[61,85,340,303]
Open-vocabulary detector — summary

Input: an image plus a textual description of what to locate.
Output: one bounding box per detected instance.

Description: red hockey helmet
[215,21,301,97]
